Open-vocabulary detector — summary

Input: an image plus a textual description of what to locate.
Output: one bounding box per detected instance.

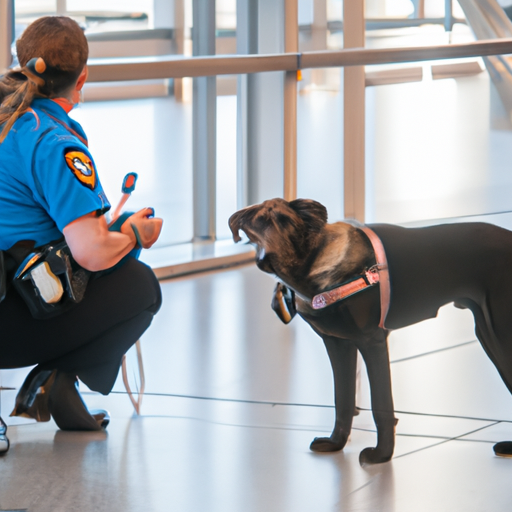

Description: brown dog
[229,197,512,464]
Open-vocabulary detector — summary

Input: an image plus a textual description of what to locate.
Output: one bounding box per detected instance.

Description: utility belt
[0,239,90,319]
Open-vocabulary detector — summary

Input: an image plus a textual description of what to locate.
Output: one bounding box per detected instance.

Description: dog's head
[229,198,328,276]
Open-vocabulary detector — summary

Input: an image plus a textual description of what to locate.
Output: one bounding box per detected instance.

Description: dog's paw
[310,435,347,452]
[493,441,512,457]
[358,447,393,465]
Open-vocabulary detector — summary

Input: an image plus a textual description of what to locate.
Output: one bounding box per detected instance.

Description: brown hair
[0,16,88,143]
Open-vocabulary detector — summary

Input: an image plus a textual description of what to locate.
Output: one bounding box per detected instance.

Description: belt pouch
[12,242,90,319]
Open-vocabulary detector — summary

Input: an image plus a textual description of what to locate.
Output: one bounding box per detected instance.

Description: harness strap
[361,226,390,329]
[311,268,379,310]
[310,225,391,330]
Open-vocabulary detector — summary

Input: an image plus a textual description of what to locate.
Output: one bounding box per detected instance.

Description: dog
[229,197,512,464]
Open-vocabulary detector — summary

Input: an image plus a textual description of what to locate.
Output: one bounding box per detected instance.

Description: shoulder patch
[64,150,96,190]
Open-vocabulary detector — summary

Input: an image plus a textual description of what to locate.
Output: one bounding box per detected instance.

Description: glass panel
[326,0,469,50]
[14,0,55,18]
[297,67,344,222]
[70,96,193,248]
[15,0,153,31]
[216,1,236,240]
[216,0,236,32]
[365,59,512,224]
[216,93,237,240]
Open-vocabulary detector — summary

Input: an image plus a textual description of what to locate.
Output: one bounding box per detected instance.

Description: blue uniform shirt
[0,98,110,250]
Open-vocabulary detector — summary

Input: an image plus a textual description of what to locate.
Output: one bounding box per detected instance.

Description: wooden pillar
[0,0,13,73]
[343,1,366,222]
[173,0,186,101]
[283,0,298,201]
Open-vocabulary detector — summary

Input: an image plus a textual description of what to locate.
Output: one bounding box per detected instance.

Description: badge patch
[64,150,96,190]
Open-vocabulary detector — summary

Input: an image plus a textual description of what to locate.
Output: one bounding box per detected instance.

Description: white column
[192,0,217,240]
[236,0,258,209]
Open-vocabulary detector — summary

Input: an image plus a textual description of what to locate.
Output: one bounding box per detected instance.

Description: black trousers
[0,258,162,394]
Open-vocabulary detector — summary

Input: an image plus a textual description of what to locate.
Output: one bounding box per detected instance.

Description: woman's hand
[120,208,163,249]
[63,209,163,272]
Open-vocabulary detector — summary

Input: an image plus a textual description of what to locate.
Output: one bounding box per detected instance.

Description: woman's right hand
[120,208,163,249]
[64,208,163,272]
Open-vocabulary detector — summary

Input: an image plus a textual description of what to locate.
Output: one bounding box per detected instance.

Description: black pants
[0,258,162,394]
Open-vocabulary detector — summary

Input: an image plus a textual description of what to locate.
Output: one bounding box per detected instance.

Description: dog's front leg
[310,336,358,453]
[358,331,397,464]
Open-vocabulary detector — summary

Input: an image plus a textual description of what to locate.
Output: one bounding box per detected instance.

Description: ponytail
[0,59,46,144]
[0,16,89,145]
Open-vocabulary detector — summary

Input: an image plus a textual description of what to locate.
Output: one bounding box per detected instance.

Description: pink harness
[310,226,391,330]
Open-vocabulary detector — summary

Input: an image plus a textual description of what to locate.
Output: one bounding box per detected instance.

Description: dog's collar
[308,225,391,330]
[311,265,382,309]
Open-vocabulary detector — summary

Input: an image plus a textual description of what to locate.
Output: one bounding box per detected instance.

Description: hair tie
[21,57,47,87]
[30,57,47,75]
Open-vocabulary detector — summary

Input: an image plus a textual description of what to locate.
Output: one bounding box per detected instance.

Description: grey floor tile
[381,342,512,421]
[0,395,483,512]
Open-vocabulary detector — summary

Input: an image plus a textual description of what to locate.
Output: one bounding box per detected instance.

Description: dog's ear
[228,206,256,242]
[288,199,328,231]
[228,210,244,242]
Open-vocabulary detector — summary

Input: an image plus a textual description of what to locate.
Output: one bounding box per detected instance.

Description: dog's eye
[275,213,295,229]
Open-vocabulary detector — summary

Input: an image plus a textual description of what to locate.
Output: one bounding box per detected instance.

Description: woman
[0,16,163,452]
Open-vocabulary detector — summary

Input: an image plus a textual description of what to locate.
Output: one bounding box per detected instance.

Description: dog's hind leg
[357,330,397,464]
[461,298,512,394]
[310,335,358,453]
[461,298,512,457]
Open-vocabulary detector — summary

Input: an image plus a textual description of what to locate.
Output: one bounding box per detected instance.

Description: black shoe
[10,366,55,422]
[0,416,10,454]
[48,371,110,431]
[493,441,512,457]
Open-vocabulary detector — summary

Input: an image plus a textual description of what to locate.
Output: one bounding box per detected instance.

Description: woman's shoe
[10,366,55,422]
[0,416,10,454]
[48,371,110,431]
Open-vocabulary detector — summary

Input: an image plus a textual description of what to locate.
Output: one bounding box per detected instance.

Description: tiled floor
[3,21,512,512]
[2,257,512,511]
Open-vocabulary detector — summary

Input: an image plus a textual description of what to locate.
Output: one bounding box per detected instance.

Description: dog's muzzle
[255,247,274,273]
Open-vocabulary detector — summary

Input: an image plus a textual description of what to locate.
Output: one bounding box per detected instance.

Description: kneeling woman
[0,16,163,451]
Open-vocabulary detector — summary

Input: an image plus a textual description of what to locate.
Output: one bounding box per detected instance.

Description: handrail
[301,38,512,67]
[87,54,298,82]
[86,38,512,82]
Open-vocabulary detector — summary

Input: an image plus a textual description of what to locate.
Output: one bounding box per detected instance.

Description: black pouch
[271,282,297,324]
[12,241,90,320]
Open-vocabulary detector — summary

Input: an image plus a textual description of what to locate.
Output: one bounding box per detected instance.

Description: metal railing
[86,38,512,81]
[5,0,512,276]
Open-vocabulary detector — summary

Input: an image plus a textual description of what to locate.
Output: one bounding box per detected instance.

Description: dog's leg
[465,299,512,458]
[310,336,358,452]
[357,331,397,464]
